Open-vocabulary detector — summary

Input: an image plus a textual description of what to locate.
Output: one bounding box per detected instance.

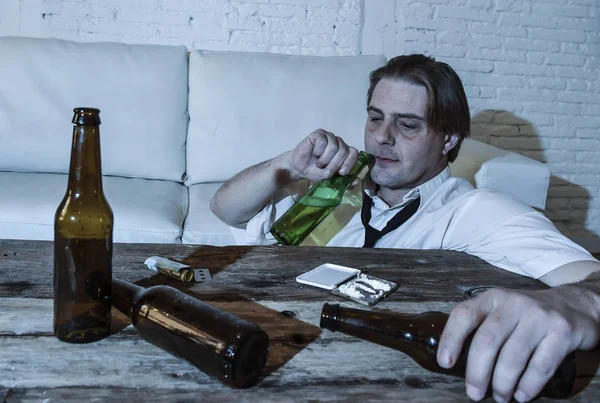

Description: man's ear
[442,133,460,156]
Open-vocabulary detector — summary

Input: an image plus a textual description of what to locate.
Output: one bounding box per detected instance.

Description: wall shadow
[470,110,600,250]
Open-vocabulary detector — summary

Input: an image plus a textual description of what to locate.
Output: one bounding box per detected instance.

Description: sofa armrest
[449,138,551,210]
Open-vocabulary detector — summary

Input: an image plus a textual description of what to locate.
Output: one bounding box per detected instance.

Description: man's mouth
[375,156,398,163]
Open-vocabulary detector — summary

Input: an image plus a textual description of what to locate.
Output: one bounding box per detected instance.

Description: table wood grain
[1,239,599,402]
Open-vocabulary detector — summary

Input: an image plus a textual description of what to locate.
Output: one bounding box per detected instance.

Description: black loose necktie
[361,189,421,248]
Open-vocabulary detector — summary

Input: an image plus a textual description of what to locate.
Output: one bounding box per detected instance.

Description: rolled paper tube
[144,256,195,283]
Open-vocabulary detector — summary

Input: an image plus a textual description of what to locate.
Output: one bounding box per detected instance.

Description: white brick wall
[0,0,362,55]
[390,0,600,245]
[1,0,599,246]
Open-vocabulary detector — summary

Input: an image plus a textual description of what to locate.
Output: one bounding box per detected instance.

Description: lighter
[144,256,212,283]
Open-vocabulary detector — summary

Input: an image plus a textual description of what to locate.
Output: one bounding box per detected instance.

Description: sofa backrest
[185,50,386,185]
[0,36,188,182]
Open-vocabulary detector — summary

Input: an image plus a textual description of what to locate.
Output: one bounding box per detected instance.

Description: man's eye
[396,119,416,130]
[370,117,381,123]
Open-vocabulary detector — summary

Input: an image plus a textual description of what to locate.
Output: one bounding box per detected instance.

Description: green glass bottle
[270,151,373,246]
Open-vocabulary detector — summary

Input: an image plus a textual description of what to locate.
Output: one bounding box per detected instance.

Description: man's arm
[210,151,298,227]
[539,259,600,287]
[210,129,359,227]
[438,260,600,403]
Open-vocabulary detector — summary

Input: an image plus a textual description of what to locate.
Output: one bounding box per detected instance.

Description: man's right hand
[210,129,359,227]
[288,129,360,182]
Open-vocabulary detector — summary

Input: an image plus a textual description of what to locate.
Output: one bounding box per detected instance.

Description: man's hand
[288,129,359,182]
[437,286,600,402]
[210,128,360,227]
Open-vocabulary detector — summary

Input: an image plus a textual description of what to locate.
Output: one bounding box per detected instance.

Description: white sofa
[0,36,550,245]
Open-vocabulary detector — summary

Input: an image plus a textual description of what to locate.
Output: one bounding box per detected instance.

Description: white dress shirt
[233,167,596,279]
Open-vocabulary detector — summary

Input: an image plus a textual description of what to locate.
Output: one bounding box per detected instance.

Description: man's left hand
[437,286,600,402]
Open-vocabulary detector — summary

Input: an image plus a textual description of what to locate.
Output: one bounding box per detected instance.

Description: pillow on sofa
[0,36,189,182]
[450,138,550,210]
[185,50,386,185]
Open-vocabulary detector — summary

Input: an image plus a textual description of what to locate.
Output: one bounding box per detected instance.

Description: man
[211,54,600,403]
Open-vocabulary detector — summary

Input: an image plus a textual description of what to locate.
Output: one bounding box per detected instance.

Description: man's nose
[375,122,395,145]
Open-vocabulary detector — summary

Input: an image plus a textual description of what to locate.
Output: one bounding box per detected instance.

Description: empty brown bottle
[54,107,113,343]
[320,303,576,399]
[111,279,270,388]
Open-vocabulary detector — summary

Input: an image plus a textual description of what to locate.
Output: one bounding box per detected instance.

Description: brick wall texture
[1,0,599,242]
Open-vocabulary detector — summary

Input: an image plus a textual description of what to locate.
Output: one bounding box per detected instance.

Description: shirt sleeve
[232,180,309,245]
[445,190,597,279]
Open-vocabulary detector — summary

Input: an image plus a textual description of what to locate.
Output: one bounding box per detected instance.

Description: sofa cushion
[182,183,236,245]
[0,172,187,243]
[450,138,550,210]
[0,36,188,182]
[185,51,386,185]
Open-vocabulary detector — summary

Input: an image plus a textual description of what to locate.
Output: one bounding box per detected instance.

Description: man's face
[364,78,451,191]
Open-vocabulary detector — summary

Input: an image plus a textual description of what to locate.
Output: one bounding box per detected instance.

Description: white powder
[356,273,392,292]
[336,273,393,302]
[355,282,377,295]
[337,280,366,299]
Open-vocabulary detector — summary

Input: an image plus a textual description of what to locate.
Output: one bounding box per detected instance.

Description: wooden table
[1,239,599,402]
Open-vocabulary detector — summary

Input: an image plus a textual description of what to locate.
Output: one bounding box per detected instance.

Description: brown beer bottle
[111,279,270,388]
[320,303,576,399]
[54,107,113,343]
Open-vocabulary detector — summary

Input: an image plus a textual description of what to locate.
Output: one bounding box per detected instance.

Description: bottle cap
[72,107,101,125]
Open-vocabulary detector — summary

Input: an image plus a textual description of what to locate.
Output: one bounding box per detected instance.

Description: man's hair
[367,54,470,163]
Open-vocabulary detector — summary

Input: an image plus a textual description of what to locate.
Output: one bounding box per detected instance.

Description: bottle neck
[321,303,447,335]
[112,279,144,319]
[326,151,372,189]
[350,151,372,176]
[320,303,461,375]
[67,125,104,194]
[320,302,343,331]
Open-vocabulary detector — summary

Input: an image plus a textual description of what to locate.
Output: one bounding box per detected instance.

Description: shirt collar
[364,166,451,209]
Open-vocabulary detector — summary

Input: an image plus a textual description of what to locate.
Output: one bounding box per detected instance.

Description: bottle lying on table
[320,303,576,399]
[112,279,270,388]
[270,151,373,246]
